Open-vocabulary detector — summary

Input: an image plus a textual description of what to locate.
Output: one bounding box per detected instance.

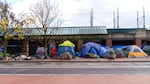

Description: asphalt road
[1,62,150,84]
[0,67,150,74]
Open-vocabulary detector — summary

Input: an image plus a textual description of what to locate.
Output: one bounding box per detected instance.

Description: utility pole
[117,7,119,29]
[143,7,145,28]
[90,8,93,27]
[113,11,116,29]
[137,10,139,28]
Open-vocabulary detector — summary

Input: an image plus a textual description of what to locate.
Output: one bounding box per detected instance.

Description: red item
[51,47,57,57]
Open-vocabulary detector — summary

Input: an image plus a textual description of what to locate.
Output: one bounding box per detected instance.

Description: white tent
[124,45,148,58]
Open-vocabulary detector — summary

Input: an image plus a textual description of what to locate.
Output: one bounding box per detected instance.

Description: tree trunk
[3,37,8,58]
[44,29,48,58]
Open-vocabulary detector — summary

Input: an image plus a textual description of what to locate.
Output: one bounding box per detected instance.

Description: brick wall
[77,40,83,52]
[106,39,112,48]
[135,39,142,47]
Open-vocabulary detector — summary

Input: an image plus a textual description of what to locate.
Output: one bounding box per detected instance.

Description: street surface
[0,62,150,74]
[0,62,150,84]
[0,68,150,74]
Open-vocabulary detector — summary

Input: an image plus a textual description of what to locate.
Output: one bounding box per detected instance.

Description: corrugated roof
[23,26,107,35]
[107,28,137,34]
[0,27,147,36]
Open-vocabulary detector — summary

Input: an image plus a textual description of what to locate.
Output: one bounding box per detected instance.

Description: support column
[106,39,112,48]
[135,38,142,47]
[77,39,83,52]
[22,40,29,56]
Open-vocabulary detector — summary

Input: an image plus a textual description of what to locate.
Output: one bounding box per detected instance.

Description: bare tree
[30,0,61,57]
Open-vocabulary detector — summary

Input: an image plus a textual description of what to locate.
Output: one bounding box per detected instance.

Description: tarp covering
[112,45,127,58]
[114,48,126,58]
[59,40,75,47]
[112,45,128,49]
[36,47,45,54]
[128,52,147,57]
[79,42,107,57]
[57,46,75,56]
[142,45,150,55]
[57,40,75,57]
[35,47,45,59]
[124,45,148,57]
[0,48,3,52]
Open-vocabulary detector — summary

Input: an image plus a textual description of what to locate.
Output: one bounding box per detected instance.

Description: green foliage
[0,52,10,57]
[0,1,25,40]
[0,1,28,57]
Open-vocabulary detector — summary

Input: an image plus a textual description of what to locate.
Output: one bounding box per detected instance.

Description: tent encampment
[123,45,148,58]
[57,40,75,57]
[79,42,107,58]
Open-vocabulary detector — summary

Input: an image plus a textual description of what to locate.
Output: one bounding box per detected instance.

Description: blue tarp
[56,40,75,57]
[79,42,107,57]
[89,47,97,54]
[0,48,3,52]
[112,45,128,49]
[57,46,75,57]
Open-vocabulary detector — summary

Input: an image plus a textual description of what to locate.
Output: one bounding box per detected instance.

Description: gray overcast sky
[6,0,150,28]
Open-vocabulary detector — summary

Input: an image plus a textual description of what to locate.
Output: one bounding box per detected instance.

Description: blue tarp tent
[57,41,75,57]
[0,48,3,52]
[112,45,128,49]
[57,46,75,56]
[79,42,107,57]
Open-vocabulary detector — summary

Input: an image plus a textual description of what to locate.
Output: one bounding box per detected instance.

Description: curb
[0,59,150,63]
[0,57,150,63]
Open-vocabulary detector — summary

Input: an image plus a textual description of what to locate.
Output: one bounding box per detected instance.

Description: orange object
[128,52,148,58]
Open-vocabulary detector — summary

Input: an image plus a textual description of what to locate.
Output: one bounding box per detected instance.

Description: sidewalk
[1,56,150,63]
[0,75,150,84]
